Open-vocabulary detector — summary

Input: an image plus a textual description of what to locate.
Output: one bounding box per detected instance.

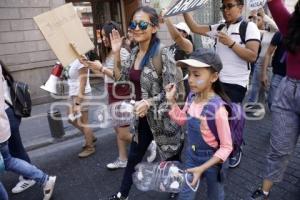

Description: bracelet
[229,41,236,48]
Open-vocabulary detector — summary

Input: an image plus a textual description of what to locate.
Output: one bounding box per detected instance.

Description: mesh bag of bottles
[133,161,199,193]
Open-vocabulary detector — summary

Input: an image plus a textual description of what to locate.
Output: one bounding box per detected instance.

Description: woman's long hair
[284,1,300,53]
[0,60,14,86]
[209,68,231,104]
[100,21,128,60]
[131,6,160,69]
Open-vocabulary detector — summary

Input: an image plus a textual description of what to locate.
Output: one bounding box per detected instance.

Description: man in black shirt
[261,31,286,110]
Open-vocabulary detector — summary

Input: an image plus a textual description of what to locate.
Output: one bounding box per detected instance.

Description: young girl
[166,48,233,200]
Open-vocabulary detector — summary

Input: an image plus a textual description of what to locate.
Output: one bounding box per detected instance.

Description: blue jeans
[248,65,272,103]
[6,107,31,163]
[0,181,8,200]
[0,142,48,186]
[267,74,284,110]
[177,150,224,200]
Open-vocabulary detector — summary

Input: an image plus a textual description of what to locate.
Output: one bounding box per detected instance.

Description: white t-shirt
[104,48,130,84]
[67,59,92,96]
[256,30,275,67]
[0,70,11,143]
[210,21,261,87]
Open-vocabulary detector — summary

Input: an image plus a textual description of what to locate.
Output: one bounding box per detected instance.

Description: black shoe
[245,104,265,117]
[228,148,242,168]
[108,192,128,200]
[169,193,178,199]
[251,188,269,200]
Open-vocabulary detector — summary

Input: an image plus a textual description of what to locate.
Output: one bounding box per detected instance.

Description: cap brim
[176,59,210,68]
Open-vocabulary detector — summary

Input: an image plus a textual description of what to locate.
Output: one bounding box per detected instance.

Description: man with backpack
[183,0,261,168]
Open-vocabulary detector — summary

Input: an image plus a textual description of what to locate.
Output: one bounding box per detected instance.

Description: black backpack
[6,80,32,118]
[216,21,262,70]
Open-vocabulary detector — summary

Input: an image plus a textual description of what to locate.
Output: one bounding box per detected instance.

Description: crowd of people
[0,0,299,199]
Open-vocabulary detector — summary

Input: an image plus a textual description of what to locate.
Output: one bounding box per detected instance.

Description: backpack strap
[239,21,248,45]
[201,96,227,145]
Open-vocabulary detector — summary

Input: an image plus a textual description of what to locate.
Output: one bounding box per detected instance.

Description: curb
[24,126,114,152]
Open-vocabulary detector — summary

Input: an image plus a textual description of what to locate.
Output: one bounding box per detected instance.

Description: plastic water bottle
[96,100,136,128]
[133,161,199,193]
[109,100,136,127]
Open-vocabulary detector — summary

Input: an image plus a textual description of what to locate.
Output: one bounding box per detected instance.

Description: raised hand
[110,29,124,54]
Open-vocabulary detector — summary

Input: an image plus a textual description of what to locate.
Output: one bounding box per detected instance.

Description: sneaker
[108,192,128,200]
[78,146,95,158]
[11,176,36,193]
[245,104,265,117]
[147,140,157,163]
[106,158,127,170]
[43,176,56,200]
[82,136,97,149]
[251,187,269,200]
[228,148,242,168]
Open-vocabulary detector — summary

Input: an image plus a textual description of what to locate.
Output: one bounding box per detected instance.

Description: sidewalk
[20,81,114,151]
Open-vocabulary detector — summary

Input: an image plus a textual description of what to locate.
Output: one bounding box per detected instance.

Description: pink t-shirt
[168,100,233,162]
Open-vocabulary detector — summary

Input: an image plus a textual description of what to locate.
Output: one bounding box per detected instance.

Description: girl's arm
[168,102,189,126]
[166,83,188,126]
[267,0,291,36]
[187,157,222,186]
[213,106,233,161]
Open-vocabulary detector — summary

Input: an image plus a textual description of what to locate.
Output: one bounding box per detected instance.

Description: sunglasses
[129,21,153,31]
[220,3,239,11]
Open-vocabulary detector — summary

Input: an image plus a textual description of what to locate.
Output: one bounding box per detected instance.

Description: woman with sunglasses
[107,6,184,200]
[251,0,300,199]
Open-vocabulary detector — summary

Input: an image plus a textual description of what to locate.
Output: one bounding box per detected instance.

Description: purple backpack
[187,93,245,156]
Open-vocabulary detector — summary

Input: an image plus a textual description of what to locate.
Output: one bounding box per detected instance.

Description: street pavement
[1,82,300,200]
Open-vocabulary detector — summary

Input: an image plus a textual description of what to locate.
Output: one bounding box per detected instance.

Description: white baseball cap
[174,22,191,35]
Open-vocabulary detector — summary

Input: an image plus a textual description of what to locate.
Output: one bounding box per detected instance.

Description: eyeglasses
[220,3,239,11]
[129,21,153,31]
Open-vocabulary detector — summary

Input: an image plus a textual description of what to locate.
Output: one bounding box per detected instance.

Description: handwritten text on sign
[247,0,267,10]
[164,0,208,17]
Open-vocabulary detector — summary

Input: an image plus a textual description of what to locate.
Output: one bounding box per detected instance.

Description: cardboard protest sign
[164,0,208,17]
[151,0,173,15]
[34,3,94,67]
[247,0,267,11]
